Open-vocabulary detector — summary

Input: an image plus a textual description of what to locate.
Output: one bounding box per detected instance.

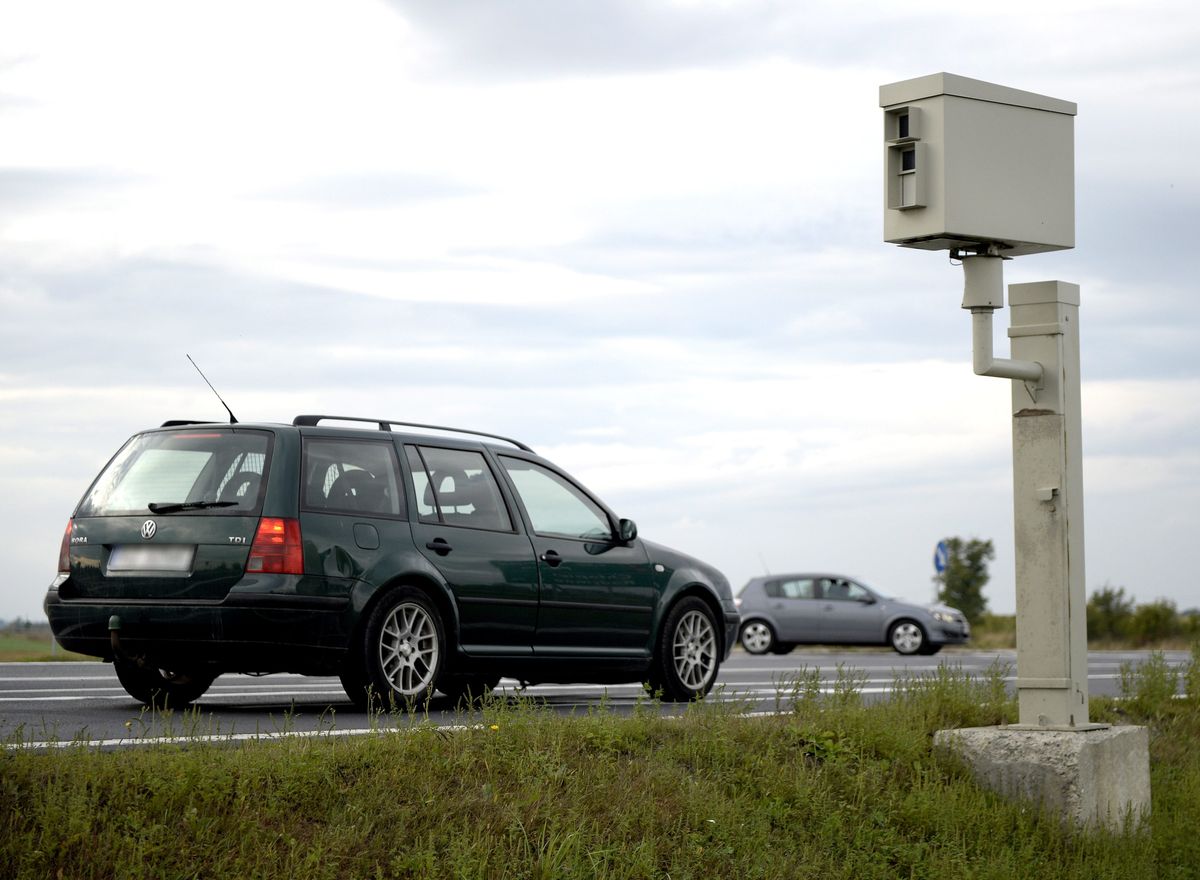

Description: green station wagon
[45,416,738,708]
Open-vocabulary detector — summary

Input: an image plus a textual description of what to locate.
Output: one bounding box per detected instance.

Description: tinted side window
[406,446,512,532]
[500,457,611,541]
[302,439,403,517]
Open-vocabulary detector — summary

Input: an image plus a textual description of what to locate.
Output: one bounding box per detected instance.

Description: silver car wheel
[890,621,924,655]
[673,609,718,690]
[378,602,440,696]
[740,621,773,654]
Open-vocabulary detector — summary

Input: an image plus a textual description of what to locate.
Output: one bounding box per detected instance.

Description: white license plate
[108,545,196,573]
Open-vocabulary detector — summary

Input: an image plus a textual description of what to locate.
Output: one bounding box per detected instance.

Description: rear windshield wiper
[147,501,239,514]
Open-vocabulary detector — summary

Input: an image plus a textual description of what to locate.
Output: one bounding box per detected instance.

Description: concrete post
[1006,281,1098,729]
[934,280,1150,831]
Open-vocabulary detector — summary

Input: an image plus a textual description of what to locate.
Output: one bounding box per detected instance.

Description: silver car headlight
[932,611,955,623]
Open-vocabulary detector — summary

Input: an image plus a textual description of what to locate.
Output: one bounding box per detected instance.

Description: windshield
[78,429,273,517]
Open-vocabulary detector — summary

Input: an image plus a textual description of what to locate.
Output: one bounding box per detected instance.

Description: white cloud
[1,0,1198,623]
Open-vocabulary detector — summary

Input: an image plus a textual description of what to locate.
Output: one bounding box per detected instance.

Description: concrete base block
[934,725,1150,832]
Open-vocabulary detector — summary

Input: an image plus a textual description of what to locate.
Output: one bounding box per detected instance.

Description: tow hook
[107,615,145,667]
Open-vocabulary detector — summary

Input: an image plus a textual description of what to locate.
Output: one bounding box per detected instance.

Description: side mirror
[857,595,876,605]
[618,518,638,543]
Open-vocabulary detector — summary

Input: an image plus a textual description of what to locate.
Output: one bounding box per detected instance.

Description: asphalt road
[2,649,1190,749]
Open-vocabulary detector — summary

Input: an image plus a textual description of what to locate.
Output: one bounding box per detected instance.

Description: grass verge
[4,652,1199,879]
[0,632,92,662]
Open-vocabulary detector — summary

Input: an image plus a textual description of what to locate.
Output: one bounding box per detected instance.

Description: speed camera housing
[880,73,1076,257]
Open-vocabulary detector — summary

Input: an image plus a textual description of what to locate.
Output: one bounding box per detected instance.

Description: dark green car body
[46,416,738,706]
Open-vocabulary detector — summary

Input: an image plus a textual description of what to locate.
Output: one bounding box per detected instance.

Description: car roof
[745,573,860,583]
[152,415,535,454]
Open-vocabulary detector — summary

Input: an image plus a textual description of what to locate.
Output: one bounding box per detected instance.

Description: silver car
[734,574,969,656]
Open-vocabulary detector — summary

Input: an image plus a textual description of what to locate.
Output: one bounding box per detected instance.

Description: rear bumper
[44,587,353,674]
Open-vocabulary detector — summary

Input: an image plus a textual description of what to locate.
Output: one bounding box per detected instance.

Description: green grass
[0,631,92,662]
[3,655,1199,879]
[968,613,1017,649]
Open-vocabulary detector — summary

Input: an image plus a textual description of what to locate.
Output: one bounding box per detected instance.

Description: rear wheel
[113,660,215,709]
[739,620,774,654]
[343,587,446,710]
[646,597,721,702]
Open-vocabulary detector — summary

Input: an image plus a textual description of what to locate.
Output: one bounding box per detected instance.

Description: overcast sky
[2,0,1198,621]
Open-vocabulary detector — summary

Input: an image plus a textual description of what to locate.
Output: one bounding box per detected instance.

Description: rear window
[77,429,273,517]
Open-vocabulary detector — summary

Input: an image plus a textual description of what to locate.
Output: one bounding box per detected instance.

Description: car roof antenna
[187,354,239,424]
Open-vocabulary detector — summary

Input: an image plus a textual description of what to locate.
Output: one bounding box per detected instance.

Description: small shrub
[1119,651,1180,718]
[1185,641,1200,703]
[1130,600,1182,646]
[1087,584,1135,642]
[971,613,1015,650]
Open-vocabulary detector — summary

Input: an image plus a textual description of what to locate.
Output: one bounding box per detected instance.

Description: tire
[646,597,721,702]
[739,620,775,655]
[113,659,215,709]
[889,620,927,656]
[343,587,446,710]
[339,670,370,710]
[918,642,943,656]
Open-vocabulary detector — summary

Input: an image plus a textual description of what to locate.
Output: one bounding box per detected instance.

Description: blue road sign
[934,541,949,574]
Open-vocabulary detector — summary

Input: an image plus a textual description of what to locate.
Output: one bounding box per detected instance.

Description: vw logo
[140,520,158,540]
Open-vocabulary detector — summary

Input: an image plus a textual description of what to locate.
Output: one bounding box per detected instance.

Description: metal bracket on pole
[959,252,1044,400]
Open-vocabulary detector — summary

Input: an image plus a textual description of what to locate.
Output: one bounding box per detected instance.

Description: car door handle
[540,550,563,567]
[425,538,453,556]
[823,604,834,611]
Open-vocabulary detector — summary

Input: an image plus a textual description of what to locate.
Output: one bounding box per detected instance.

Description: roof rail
[292,415,534,453]
[160,420,220,427]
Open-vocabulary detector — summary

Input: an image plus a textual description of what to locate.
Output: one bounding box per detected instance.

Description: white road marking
[0,671,1147,704]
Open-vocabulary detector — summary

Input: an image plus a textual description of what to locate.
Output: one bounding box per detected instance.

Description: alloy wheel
[378,602,440,696]
[672,609,717,690]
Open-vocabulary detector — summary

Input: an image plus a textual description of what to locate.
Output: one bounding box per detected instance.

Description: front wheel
[739,620,774,655]
[889,620,927,656]
[113,660,215,708]
[647,597,721,702]
[344,587,446,710]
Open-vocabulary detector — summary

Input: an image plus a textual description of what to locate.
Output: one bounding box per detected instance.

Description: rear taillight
[58,520,73,574]
[246,517,304,575]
